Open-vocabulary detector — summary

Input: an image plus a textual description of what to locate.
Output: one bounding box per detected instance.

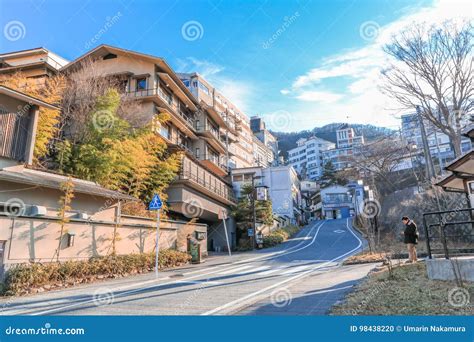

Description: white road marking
[309,284,353,295]
[202,219,363,315]
[11,222,326,316]
[258,266,286,276]
[281,265,311,275]
[218,265,253,275]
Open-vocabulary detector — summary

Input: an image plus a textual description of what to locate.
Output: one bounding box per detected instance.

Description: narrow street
[0,219,375,316]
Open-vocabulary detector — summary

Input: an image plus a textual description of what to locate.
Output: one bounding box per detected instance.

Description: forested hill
[273,123,394,159]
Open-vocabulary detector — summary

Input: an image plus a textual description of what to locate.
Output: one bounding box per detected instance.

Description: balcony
[196,153,228,177]
[195,122,227,154]
[174,156,236,204]
[127,87,197,139]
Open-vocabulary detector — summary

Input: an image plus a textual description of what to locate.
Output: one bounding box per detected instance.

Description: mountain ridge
[272,123,395,159]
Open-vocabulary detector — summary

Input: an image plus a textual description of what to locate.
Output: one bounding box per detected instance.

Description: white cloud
[295,90,343,103]
[175,57,254,112]
[282,0,473,129]
[175,57,224,78]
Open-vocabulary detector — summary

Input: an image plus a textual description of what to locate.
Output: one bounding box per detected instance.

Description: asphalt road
[0,218,375,316]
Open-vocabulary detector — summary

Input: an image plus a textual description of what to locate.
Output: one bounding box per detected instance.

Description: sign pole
[221,210,232,257]
[155,209,160,278]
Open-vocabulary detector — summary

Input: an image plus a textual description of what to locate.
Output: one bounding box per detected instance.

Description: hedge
[1,250,191,296]
[263,225,301,248]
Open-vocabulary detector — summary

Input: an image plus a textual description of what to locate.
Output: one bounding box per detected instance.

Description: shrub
[263,225,300,248]
[2,250,191,296]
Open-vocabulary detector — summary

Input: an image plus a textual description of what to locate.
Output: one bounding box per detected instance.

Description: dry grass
[343,252,388,265]
[331,262,473,315]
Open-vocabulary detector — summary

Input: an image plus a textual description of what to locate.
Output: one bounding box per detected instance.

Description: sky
[1,0,472,132]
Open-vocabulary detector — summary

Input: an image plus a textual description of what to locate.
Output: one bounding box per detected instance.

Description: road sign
[149,194,162,278]
[248,228,254,237]
[149,194,162,210]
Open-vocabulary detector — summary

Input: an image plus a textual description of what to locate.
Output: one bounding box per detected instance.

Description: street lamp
[251,174,266,250]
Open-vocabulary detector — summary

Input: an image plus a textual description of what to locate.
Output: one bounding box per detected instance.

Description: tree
[347,135,413,195]
[232,184,273,236]
[0,72,65,164]
[320,161,339,187]
[54,177,74,261]
[55,88,181,213]
[381,21,473,157]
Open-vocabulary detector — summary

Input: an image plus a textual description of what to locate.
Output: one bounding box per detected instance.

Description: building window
[136,77,147,91]
[181,79,190,87]
[160,124,170,139]
[233,174,243,182]
[198,81,210,95]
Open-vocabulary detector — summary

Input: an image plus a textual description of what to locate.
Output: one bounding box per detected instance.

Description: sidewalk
[237,262,380,315]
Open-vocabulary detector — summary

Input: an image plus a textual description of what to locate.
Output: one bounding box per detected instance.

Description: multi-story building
[0,47,68,86]
[322,125,365,171]
[250,116,279,165]
[320,183,364,219]
[178,73,255,169]
[231,165,304,225]
[252,135,274,167]
[401,112,471,170]
[288,136,335,180]
[61,45,236,251]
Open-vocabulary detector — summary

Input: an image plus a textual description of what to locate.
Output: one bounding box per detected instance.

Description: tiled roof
[0,166,135,201]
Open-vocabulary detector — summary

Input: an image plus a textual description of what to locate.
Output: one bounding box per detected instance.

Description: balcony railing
[178,170,235,202]
[127,87,195,128]
[179,157,236,203]
[196,153,228,171]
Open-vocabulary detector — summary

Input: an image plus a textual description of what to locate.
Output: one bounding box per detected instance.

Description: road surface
[0,218,376,315]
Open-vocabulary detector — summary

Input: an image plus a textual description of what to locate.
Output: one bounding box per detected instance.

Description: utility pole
[251,175,257,250]
[416,106,436,180]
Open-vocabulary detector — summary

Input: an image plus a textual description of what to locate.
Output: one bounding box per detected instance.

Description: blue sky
[1,0,472,131]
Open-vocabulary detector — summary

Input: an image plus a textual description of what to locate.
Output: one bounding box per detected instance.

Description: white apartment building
[322,125,365,171]
[401,112,471,170]
[288,136,335,180]
[231,165,303,225]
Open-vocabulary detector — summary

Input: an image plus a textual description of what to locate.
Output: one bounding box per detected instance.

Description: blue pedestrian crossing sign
[149,194,162,210]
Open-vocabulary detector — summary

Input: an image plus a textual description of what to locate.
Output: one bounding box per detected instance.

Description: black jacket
[404,221,418,244]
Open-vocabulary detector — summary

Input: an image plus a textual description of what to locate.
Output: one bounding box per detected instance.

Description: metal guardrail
[423,207,474,259]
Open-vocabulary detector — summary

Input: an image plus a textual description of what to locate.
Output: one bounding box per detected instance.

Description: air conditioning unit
[75,212,89,220]
[29,206,47,217]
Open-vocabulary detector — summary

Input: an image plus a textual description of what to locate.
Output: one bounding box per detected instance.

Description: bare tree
[347,134,410,194]
[60,57,149,143]
[381,20,473,157]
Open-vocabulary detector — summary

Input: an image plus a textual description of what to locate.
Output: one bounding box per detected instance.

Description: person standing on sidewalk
[401,216,418,263]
